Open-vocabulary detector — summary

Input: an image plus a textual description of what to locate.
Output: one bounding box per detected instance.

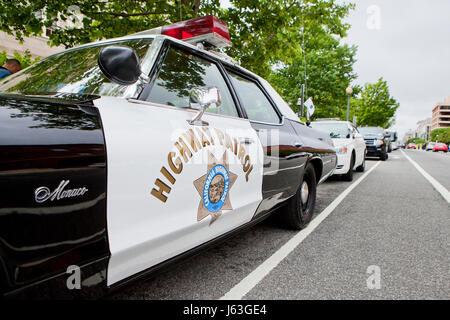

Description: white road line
[401,150,450,204]
[220,161,382,300]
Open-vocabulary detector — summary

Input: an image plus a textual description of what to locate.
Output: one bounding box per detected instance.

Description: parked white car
[311,120,367,181]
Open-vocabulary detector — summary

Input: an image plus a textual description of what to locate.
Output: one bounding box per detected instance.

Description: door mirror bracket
[188,87,221,126]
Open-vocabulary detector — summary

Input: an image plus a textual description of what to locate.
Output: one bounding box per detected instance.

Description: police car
[0,16,336,298]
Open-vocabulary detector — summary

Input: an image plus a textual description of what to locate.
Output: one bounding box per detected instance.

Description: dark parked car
[358,127,389,161]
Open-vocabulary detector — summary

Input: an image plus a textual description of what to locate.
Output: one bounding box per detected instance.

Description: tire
[281,163,317,230]
[380,152,387,161]
[356,153,366,172]
[342,154,355,181]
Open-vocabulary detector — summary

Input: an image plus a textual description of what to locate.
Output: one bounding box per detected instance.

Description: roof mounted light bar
[133,15,232,49]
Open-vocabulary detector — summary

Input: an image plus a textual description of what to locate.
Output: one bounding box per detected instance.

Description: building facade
[431,96,450,130]
[415,118,432,141]
[403,130,414,143]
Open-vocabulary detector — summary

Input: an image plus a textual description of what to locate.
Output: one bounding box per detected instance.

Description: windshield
[0,39,153,97]
[358,127,384,137]
[310,122,350,139]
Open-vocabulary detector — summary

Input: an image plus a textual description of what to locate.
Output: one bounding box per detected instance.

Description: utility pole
[346,86,353,121]
[301,84,305,118]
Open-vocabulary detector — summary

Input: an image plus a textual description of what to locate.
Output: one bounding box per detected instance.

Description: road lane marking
[220,161,382,300]
[401,150,450,204]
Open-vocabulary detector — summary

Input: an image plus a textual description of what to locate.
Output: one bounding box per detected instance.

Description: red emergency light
[160,15,232,48]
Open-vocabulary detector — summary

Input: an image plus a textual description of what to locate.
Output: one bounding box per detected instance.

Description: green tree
[216,0,354,78]
[0,0,354,80]
[430,128,450,143]
[269,33,358,118]
[1,0,359,119]
[440,130,450,144]
[0,0,211,48]
[407,138,425,145]
[356,78,399,128]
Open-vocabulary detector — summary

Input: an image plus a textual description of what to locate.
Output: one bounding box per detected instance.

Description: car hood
[332,138,353,147]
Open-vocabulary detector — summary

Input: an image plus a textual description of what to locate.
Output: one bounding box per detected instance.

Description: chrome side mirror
[188,86,221,126]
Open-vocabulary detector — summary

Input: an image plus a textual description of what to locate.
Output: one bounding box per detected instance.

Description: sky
[340,0,450,139]
[220,0,450,139]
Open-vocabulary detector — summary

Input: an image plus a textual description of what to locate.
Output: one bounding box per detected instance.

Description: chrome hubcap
[300,181,309,204]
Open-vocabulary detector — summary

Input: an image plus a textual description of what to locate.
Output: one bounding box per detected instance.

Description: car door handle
[294,142,303,148]
[239,137,254,144]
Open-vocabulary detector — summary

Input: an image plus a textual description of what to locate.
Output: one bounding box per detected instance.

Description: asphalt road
[109,149,450,300]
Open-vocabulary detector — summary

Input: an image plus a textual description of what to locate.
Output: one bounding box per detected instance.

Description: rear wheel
[281,163,317,230]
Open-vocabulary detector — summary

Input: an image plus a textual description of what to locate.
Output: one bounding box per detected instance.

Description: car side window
[227,71,280,124]
[146,47,238,117]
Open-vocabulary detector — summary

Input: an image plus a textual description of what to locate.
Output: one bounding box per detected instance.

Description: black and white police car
[0,16,336,298]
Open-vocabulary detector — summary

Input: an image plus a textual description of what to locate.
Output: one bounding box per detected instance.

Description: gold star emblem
[193,151,237,224]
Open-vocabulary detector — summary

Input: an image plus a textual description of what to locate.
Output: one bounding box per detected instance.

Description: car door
[224,69,306,215]
[352,125,366,165]
[290,121,336,181]
[95,43,264,286]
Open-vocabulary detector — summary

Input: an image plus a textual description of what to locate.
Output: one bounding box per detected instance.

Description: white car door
[353,126,366,166]
[96,45,264,285]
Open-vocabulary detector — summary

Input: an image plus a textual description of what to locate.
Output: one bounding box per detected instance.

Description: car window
[0,39,153,97]
[227,72,280,124]
[146,47,238,118]
[310,122,350,138]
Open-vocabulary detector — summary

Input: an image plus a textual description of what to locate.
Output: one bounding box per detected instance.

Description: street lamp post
[346,86,353,122]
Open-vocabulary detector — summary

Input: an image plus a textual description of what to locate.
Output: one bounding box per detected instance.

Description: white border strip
[220,161,381,300]
[401,150,450,204]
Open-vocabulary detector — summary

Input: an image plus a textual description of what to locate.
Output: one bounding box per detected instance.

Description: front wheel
[356,153,366,172]
[342,154,355,181]
[380,150,388,161]
[281,163,317,230]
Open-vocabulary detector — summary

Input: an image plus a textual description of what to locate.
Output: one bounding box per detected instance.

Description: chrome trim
[249,115,285,127]
[264,163,304,176]
[126,98,249,122]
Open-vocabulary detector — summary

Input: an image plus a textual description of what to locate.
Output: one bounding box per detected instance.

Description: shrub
[430,128,450,143]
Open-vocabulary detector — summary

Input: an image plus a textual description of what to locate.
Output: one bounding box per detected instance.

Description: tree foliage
[0,0,212,48]
[406,138,425,145]
[1,1,353,77]
[355,78,399,128]
[431,128,450,143]
[269,32,358,118]
[216,0,354,79]
[0,0,374,120]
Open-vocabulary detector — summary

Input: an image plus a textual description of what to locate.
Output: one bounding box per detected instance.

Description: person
[0,59,22,80]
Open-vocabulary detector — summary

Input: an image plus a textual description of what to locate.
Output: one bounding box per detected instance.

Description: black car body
[0,24,336,298]
[358,127,389,160]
